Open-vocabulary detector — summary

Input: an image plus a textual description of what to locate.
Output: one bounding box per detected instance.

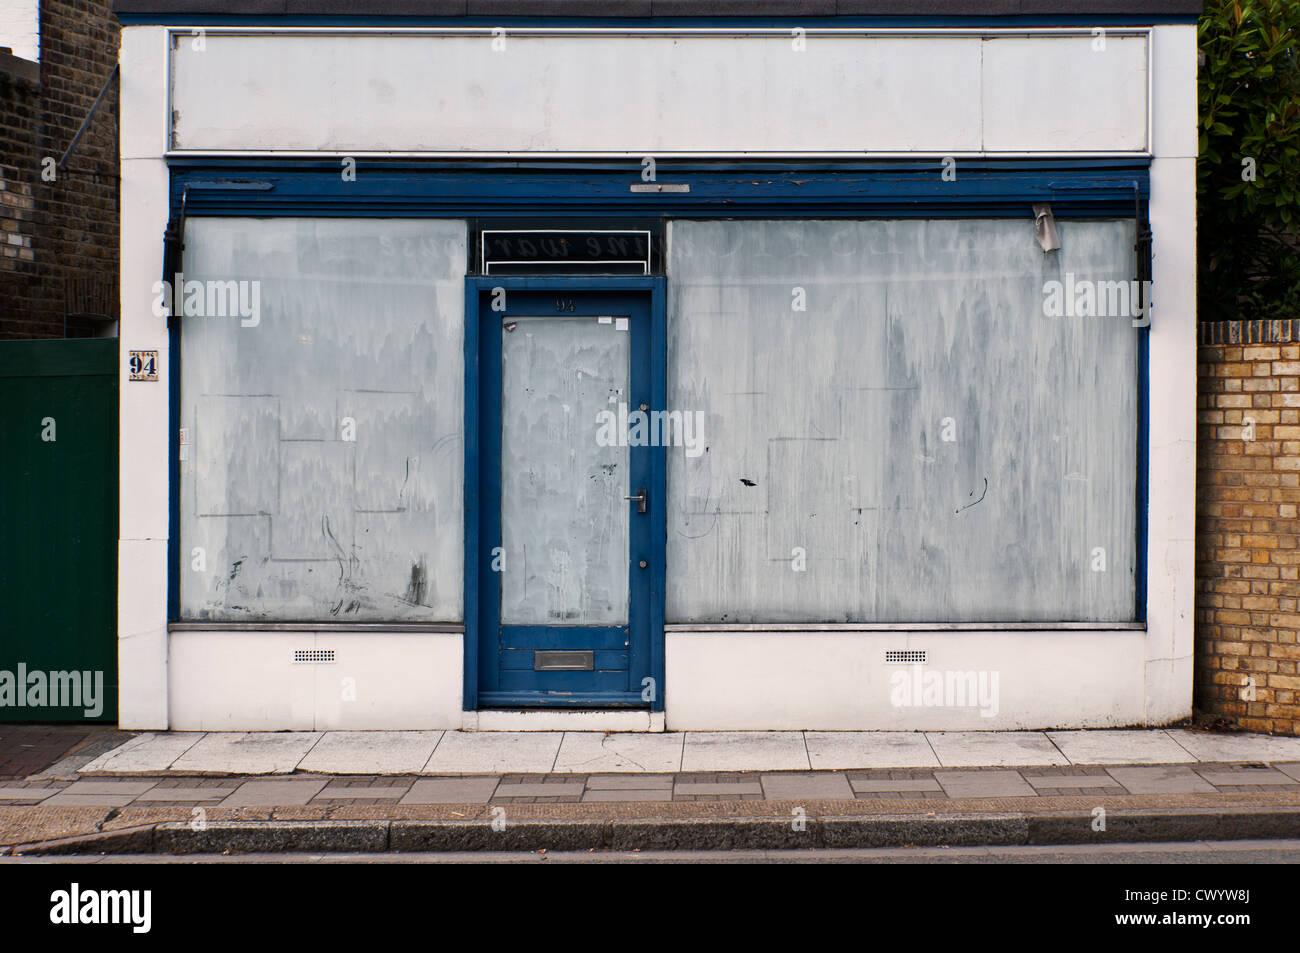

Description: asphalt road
[4,839,1300,863]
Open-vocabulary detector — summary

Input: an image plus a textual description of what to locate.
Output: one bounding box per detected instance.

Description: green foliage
[1198,0,1300,321]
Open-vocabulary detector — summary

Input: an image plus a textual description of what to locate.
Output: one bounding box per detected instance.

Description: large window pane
[667,219,1139,623]
[178,218,466,621]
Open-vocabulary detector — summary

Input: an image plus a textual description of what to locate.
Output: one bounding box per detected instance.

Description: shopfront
[115,2,1200,731]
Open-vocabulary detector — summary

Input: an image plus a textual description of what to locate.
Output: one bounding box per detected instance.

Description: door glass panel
[500,316,630,625]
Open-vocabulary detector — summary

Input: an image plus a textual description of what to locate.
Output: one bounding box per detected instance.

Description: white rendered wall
[168,30,1150,155]
[1143,23,1198,724]
[665,629,1148,730]
[119,27,171,729]
[118,23,1198,730]
[168,631,463,730]
[0,0,39,62]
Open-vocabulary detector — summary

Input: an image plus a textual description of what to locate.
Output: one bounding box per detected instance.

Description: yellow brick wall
[1197,322,1300,736]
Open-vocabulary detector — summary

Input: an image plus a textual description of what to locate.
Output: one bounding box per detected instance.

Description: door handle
[624,488,648,514]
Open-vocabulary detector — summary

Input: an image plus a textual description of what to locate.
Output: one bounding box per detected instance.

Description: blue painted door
[477,290,657,707]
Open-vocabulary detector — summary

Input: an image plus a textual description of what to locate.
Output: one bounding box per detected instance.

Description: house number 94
[555,298,576,312]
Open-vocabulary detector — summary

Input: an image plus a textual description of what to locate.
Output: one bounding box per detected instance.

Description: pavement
[4,726,1300,855]
[0,724,131,779]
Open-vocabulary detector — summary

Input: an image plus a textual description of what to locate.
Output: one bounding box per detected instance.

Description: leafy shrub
[1198,0,1300,322]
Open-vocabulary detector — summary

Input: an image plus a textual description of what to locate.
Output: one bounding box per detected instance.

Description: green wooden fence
[0,339,118,722]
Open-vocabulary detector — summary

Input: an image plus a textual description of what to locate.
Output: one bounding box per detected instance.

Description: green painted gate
[0,339,118,722]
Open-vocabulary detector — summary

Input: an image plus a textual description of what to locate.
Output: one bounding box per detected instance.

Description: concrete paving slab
[170,733,323,775]
[1165,730,1300,764]
[315,785,410,799]
[581,790,673,802]
[494,782,586,798]
[1047,730,1197,765]
[673,781,764,796]
[220,779,329,807]
[681,732,810,772]
[297,731,443,775]
[1276,763,1300,782]
[926,732,1068,767]
[552,732,683,773]
[1107,766,1218,794]
[585,774,675,790]
[40,794,146,807]
[55,780,158,796]
[848,777,943,793]
[761,773,854,800]
[423,732,562,775]
[400,777,499,804]
[0,788,55,801]
[132,788,238,802]
[934,770,1038,798]
[78,732,204,775]
[805,731,939,769]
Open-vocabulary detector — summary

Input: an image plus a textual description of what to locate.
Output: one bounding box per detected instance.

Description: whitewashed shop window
[666,219,1140,623]
[178,218,466,621]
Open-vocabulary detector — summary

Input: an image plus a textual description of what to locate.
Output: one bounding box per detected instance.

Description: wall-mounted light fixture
[1033,203,1061,252]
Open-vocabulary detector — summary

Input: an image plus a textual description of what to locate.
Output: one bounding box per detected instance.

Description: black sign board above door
[478,227,658,276]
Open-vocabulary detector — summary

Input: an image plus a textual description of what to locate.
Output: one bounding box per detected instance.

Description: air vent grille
[885,650,926,664]
[294,649,335,664]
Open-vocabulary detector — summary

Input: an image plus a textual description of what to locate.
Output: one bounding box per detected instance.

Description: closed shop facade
[114,2,1200,731]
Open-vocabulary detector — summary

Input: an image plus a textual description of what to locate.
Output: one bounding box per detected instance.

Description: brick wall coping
[0,50,39,90]
[1200,319,1300,347]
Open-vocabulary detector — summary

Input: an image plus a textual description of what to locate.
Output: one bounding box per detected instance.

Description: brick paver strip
[673,782,765,796]
[1106,766,1218,794]
[761,773,854,800]
[220,779,329,807]
[493,783,585,798]
[0,726,97,778]
[400,777,499,804]
[581,790,675,802]
[849,777,944,793]
[1196,769,1300,786]
[1027,775,1132,789]
[935,771,1038,798]
[1021,766,1113,776]
[585,774,675,790]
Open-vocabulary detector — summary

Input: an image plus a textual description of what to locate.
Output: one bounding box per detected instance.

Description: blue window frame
[162,160,1149,697]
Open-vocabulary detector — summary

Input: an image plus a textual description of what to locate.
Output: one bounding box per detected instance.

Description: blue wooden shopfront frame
[163,159,1149,711]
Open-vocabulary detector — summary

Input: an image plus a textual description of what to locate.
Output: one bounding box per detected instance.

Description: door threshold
[462,710,666,733]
